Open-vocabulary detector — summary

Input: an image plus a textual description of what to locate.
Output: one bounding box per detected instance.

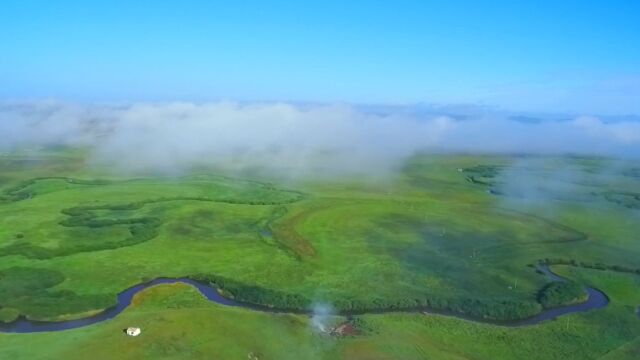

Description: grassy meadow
[0,148,639,359]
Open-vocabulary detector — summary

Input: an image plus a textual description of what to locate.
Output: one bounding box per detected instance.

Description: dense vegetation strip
[0,175,305,204]
[462,165,503,186]
[189,273,542,321]
[0,177,111,202]
[539,258,640,275]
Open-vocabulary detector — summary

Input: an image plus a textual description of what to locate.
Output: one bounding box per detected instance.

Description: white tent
[126,327,141,337]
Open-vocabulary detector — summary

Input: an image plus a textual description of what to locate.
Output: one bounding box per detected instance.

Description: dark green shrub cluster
[0,177,111,203]
[54,203,162,257]
[189,274,311,310]
[0,266,113,321]
[602,191,640,209]
[0,179,37,201]
[0,201,163,259]
[1,236,166,260]
[463,165,500,175]
[350,316,374,334]
[462,165,502,177]
[1,175,303,207]
[59,194,300,211]
[0,267,65,298]
[461,165,504,187]
[332,296,542,321]
[0,243,58,259]
[16,290,113,320]
[538,281,587,308]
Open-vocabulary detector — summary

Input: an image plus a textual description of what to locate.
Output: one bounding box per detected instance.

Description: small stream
[0,265,610,333]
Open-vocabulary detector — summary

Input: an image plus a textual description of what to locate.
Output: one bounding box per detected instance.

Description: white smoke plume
[310,303,334,333]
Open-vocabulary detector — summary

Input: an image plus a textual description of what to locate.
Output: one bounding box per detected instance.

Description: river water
[0,265,609,333]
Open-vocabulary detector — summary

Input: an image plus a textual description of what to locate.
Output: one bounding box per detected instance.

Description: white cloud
[572,116,640,144]
[1,101,639,177]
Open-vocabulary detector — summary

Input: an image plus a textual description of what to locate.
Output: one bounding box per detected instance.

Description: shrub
[538,281,587,308]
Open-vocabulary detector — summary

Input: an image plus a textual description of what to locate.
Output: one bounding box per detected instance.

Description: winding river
[0,265,609,333]
[509,265,608,326]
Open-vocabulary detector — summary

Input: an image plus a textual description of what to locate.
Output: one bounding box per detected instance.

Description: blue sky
[0,1,638,114]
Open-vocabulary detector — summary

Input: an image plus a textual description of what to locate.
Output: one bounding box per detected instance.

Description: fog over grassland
[1,100,639,178]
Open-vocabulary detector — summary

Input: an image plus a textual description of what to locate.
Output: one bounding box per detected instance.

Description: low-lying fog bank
[1,101,639,179]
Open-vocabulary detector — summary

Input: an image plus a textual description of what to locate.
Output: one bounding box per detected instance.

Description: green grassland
[0,148,639,359]
[0,267,638,360]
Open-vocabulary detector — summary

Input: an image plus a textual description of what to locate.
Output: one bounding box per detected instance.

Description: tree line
[539,258,640,275]
[189,273,543,321]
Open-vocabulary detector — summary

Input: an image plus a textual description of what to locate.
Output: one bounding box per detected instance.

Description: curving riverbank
[0,278,245,333]
[0,265,609,333]
[509,265,608,326]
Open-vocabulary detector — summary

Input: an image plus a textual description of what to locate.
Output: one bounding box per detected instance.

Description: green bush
[0,307,19,323]
[538,281,587,308]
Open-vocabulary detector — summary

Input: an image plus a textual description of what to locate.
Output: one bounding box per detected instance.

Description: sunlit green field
[0,148,639,359]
